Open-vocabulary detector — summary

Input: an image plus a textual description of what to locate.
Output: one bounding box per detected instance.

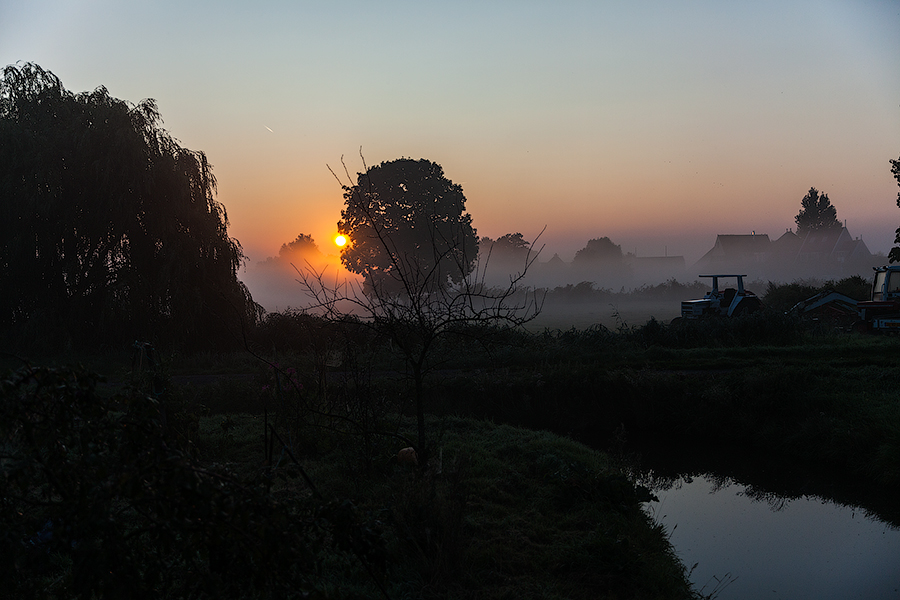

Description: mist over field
[239,227,885,330]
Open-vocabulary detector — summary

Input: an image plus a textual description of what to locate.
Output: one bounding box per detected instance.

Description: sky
[3,1,899,292]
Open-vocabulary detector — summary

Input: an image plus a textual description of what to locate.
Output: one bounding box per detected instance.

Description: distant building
[797,227,870,265]
[530,253,572,288]
[770,229,803,259]
[544,253,567,269]
[693,233,771,272]
[692,227,873,281]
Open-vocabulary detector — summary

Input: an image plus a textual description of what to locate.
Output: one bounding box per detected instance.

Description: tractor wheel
[669,317,683,326]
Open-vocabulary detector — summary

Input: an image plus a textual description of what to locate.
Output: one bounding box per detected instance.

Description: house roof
[544,253,566,266]
[797,226,848,255]
[771,230,803,255]
[694,233,770,266]
[714,234,771,253]
[833,237,871,259]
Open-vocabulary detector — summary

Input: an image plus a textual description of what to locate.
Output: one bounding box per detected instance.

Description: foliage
[420,418,692,600]
[0,63,259,352]
[549,281,600,302]
[546,278,711,304]
[825,274,870,300]
[336,157,478,295]
[639,309,804,348]
[259,233,325,267]
[0,365,387,599]
[572,236,624,264]
[762,281,821,312]
[483,232,530,253]
[794,187,840,237]
[761,276,870,312]
[629,278,711,299]
[200,413,700,600]
[478,232,532,267]
[890,156,900,263]
[301,157,543,465]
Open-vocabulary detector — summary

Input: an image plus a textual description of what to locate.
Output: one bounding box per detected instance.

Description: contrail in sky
[264,126,273,133]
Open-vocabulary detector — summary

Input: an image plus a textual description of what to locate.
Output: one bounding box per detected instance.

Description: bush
[763,280,820,312]
[0,365,387,599]
[633,309,803,348]
[763,275,871,312]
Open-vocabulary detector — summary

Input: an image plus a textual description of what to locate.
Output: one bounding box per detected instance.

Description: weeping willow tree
[0,63,260,351]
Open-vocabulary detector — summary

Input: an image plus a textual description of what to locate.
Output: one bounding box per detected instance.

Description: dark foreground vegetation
[0,364,691,599]
[4,277,900,598]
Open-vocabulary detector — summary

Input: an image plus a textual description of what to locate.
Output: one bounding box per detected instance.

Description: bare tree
[296,154,544,465]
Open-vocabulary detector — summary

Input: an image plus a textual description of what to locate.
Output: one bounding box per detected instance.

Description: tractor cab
[681,274,762,320]
[856,266,900,332]
[870,266,900,302]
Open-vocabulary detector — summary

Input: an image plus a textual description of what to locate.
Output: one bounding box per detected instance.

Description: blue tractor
[679,274,762,320]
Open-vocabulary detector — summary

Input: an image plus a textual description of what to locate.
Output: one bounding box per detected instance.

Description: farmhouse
[692,226,874,281]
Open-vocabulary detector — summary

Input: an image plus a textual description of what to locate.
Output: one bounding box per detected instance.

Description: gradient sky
[3,0,899,270]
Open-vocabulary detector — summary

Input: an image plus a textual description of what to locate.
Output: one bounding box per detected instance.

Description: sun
[334,234,348,247]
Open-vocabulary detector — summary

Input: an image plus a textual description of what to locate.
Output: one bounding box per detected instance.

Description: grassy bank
[0,365,700,599]
[201,413,698,599]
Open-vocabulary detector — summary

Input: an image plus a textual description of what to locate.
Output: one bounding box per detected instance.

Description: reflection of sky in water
[646,475,900,600]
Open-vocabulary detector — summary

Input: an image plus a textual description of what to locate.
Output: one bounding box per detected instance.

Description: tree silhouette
[489,233,530,255]
[794,187,840,237]
[0,63,258,350]
[573,237,623,264]
[478,232,533,283]
[300,155,543,466]
[260,234,325,268]
[890,157,900,263]
[481,232,531,261]
[279,233,322,257]
[336,158,478,296]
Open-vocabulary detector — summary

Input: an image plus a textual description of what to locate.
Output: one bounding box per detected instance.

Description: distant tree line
[0,63,259,352]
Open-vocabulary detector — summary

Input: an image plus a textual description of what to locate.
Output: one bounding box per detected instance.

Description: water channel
[641,474,900,599]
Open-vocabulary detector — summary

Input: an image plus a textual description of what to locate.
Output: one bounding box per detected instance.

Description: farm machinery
[782,266,900,332]
[678,274,762,321]
[854,265,900,333]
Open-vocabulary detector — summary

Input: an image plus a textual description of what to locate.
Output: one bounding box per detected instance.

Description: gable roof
[771,230,803,257]
[545,253,566,266]
[714,233,771,253]
[797,226,848,257]
[694,233,771,267]
[832,237,872,262]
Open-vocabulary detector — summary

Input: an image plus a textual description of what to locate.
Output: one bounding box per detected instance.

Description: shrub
[0,365,387,599]
[634,309,803,348]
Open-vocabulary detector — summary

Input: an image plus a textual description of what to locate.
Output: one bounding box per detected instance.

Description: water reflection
[641,474,900,600]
